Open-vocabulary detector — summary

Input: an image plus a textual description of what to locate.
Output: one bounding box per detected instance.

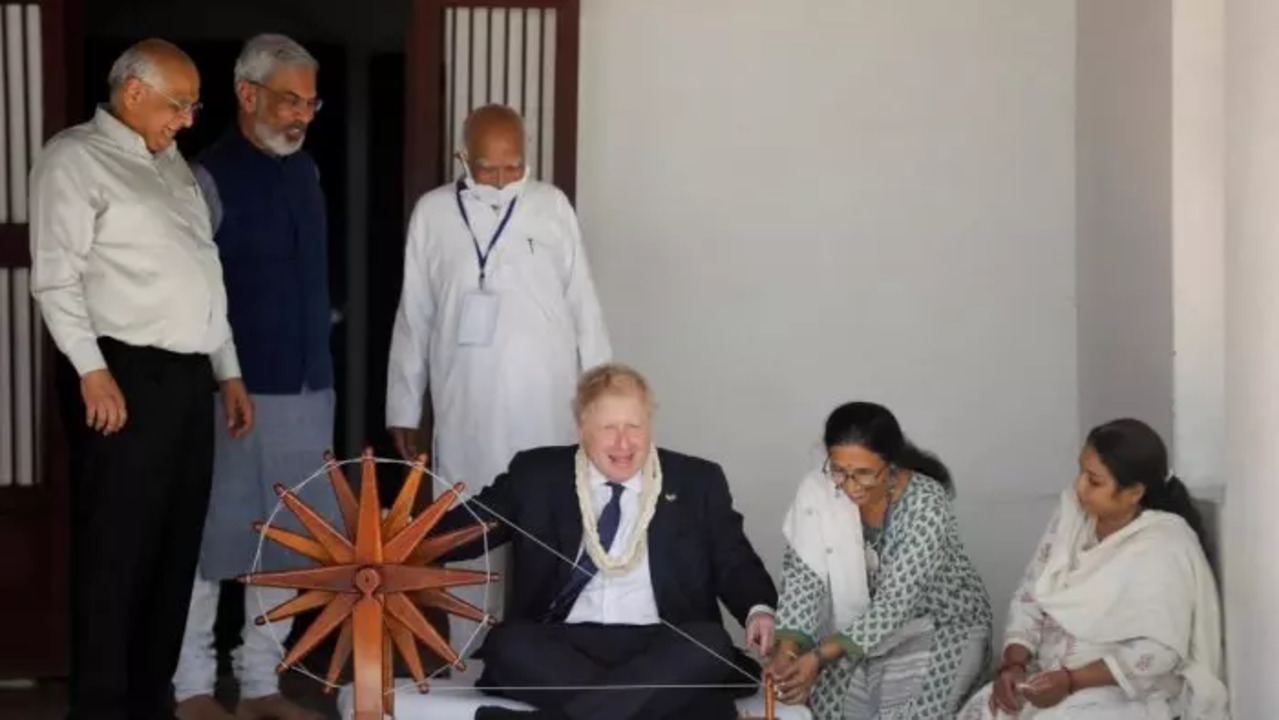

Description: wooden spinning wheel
[240,448,778,720]
[239,448,497,720]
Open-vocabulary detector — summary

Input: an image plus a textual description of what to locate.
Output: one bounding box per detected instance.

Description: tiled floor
[0,672,341,720]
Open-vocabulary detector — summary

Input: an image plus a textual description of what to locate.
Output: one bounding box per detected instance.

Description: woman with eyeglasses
[766,401,992,720]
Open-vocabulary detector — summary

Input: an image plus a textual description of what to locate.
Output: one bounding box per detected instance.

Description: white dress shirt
[565,463,776,628]
[565,466,661,626]
[29,106,239,378]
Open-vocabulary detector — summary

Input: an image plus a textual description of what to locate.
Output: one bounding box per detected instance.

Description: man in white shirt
[431,364,778,720]
[29,39,252,720]
[386,103,611,663]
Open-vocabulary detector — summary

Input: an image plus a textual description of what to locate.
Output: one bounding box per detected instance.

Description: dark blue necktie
[546,482,626,621]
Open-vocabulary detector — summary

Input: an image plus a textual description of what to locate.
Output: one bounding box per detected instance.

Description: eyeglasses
[250,81,324,114]
[144,81,202,119]
[823,459,890,489]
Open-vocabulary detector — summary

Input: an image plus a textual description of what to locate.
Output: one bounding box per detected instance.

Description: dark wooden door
[0,0,74,679]
[405,0,581,204]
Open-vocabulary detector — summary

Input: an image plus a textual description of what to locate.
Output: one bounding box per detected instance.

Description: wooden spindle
[741,675,777,720]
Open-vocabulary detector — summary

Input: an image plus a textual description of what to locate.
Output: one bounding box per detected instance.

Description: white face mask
[461,154,530,208]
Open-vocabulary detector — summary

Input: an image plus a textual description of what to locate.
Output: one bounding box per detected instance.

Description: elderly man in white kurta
[386,103,611,672]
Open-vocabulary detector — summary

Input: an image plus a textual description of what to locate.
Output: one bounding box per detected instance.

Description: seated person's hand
[764,649,795,681]
[1020,669,1070,709]
[745,611,775,658]
[990,662,1028,714]
[771,650,820,706]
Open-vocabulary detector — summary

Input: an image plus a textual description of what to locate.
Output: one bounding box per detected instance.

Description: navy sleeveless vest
[197,128,333,394]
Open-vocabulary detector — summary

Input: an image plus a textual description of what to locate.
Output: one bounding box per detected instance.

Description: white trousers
[173,570,297,702]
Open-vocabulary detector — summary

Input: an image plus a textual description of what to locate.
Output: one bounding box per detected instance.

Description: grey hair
[233,33,318,87]
[107,45,164,93]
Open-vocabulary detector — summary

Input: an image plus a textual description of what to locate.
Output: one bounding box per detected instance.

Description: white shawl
[781,469,871,632]
[1035,490,1229,720]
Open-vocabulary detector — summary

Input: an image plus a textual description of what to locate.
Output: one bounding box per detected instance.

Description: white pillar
[1223,0,1279,715]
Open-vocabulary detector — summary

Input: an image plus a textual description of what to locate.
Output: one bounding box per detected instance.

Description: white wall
[1223,0,1279,713]
[1074,0,1227,491]
[576,0,1079,634]
[1075,0,1174,442]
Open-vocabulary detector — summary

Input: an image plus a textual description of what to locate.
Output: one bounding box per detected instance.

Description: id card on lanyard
[455,181,518,347]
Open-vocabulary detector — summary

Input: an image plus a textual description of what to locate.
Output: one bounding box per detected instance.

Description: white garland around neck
[574,445,662,575]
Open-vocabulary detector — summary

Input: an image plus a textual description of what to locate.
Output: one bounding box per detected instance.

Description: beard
[255,119,306,156]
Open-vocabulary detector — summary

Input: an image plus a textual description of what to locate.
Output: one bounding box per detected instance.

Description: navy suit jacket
[435,445,778,627]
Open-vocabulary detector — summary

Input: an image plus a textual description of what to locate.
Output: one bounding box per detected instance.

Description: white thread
[424,683,761,691]
[248,454,762,698]
[448,481,763,684]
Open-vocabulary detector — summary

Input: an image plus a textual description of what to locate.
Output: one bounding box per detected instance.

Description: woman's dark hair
[823,401,952,492]
[1085,418,1208,548]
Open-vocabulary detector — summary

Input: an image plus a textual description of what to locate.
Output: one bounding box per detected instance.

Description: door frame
[404,0,580,206]
[0,0,78,679]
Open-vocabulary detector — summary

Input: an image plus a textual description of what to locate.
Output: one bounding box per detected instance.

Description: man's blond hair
[572,363,654,420]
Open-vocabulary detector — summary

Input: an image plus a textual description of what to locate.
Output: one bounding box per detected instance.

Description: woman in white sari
[958,418,1229,720]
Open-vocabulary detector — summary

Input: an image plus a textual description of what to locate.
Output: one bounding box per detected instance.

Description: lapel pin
[664,493,677,502]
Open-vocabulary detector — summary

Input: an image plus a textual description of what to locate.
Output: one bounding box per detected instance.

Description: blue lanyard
[455,179,519,289]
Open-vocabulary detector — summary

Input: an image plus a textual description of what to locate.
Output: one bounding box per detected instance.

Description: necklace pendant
[865,547,880,574]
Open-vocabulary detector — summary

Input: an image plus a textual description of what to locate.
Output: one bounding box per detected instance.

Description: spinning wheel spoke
[278,592,357,672]
[324,450,360,540]
[355,451,383,564]
[411,588,487,623]
[383,482,465,563]
[240,565,359,593]
[382,457,427,538]
[380,564,496,594]
[410,523,494,565]
[323,619,353,694]
[253,589,334,625]
[386,615,430,692]
[251,522,333,564]
[275,484,356,562]
[385,591,462,670]
[383,635,396,718]
[351,595,385,720]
